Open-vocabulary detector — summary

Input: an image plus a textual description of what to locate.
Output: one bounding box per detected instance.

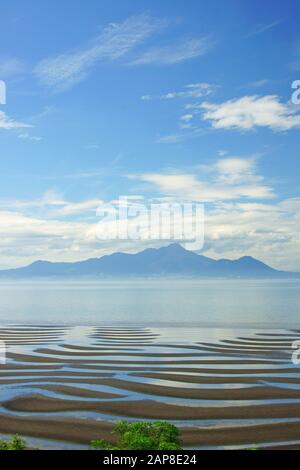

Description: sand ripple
[0,325,300,449]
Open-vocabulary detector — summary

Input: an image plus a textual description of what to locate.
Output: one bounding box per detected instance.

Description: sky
[0,0,300,270]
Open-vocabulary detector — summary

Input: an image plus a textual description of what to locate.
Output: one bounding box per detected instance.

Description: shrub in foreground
[91,421,182,450]
[0,435,26,451]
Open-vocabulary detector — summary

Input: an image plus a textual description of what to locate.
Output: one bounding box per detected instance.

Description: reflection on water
[0,279,299,327]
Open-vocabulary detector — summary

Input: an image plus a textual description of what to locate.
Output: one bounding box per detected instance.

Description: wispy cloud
[143,83,216,143]
[27,106,55,123]
[86,144,100,150]
[156,127,205,144]
[200,95,300,132]
[34,15,164,92]
[132,37,214,65]
[18,132,42,142]
[1,191,103,217]
[180,114,193,122]
[156,134,185,144]
[0,111,31,130]
[142,82,216,101]
[244,79,270,89]
[54,199,104,216]
[246,19,283,38]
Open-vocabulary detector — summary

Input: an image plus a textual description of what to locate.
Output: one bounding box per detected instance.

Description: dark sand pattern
[0,325,300,449]
[0,327,67,346]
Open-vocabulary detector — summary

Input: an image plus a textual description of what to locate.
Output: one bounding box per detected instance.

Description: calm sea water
[0,279,299,328]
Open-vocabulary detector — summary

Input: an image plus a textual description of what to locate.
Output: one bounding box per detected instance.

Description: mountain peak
[161,243,187,252]
[237,256,256,262]
[237,255,267,266]
[30,260,50,266]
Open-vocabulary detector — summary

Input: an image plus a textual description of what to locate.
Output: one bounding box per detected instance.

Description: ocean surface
[0,279,299,327]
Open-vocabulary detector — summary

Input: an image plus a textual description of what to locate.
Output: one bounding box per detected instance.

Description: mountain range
[0,244,298,279]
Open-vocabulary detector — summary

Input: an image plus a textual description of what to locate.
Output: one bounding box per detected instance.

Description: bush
[0,435,26,451]
[91,421,182,450]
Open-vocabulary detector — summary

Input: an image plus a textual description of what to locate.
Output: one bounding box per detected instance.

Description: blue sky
[0,0,300,269]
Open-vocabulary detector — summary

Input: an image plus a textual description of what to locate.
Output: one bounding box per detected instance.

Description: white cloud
[0,192,104,218]
[54,199,104,216]
[18,132,42,142]
[0,189,299,271]
[179,114,194,129]
[125,159,299,269]
[130,157,273,202]
[141,95,151,101]
[180,114,193,122]
[0,58,24,77]
[0,111,31,130]
[200,95,300,131]
[0,209,94,267]
[35,15,163,91]
[217,150,228,157]
[132,37,213,65]
[136,172,272,201]
[0,195,175,268]
[214,158,262,185]
[203,198,300,271]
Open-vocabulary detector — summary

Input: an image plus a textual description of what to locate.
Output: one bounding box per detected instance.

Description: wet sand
[35,384,124,399]
[1,325,300,449]
[5,394,300,421]
[19,376,300,401]
[6,351,283,366]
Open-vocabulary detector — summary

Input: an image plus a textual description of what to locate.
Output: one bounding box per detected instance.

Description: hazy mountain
[0,244,298,279]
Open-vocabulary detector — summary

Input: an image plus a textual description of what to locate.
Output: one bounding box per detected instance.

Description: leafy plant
[91,421,182,450]
[0,435,26,451]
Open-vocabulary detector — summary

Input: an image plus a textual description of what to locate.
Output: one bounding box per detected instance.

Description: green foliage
[0,435,26,451]
[91,421,182,451]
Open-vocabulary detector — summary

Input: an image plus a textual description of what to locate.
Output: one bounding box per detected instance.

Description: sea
[0,278,298,327]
